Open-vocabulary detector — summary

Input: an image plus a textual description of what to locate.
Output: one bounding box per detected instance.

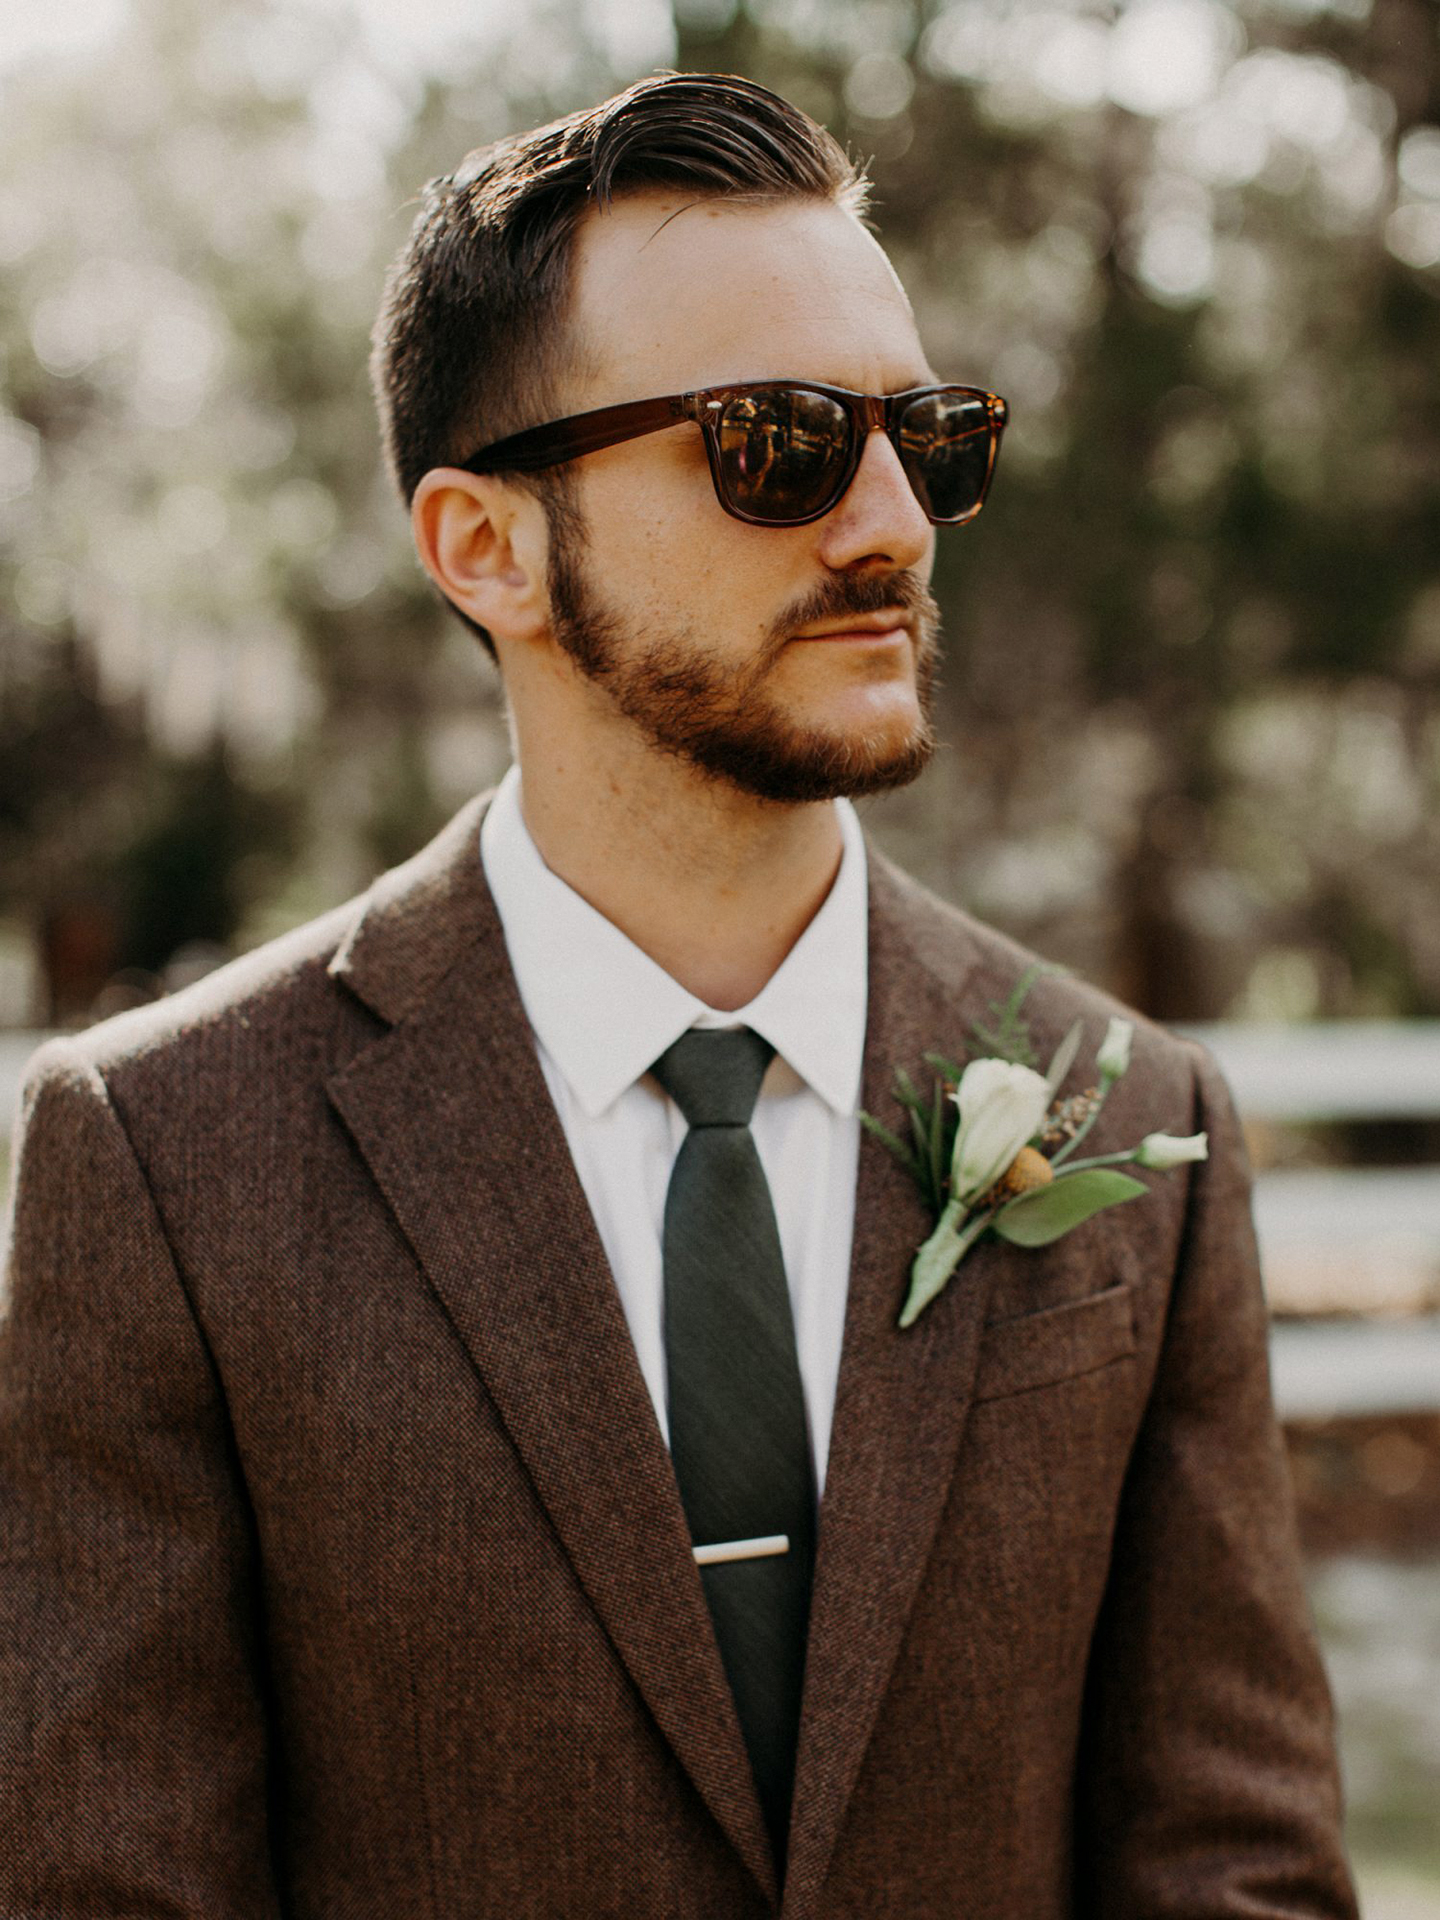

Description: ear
[410,468,550,644]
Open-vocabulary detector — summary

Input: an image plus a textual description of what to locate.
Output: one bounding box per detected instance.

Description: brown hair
[370,71,868,653]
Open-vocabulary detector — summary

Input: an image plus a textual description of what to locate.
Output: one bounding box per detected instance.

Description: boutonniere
[860,964,1208,1328]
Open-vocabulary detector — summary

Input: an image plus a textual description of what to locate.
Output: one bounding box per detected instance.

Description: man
[0,72,1357,1917]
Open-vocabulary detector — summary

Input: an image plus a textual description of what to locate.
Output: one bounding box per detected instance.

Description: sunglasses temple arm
[461,396,689,475]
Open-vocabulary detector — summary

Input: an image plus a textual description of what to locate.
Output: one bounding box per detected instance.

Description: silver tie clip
[692,1534,790,1567]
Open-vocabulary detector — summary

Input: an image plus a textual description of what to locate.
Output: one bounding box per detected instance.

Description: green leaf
[893,1066,925,1114]
[922,1049,965,1084]
[991,1169,1147,1247]
[1043,1018,1085,1104]
[906,1102,932,1180]
[928,1074,946,1212]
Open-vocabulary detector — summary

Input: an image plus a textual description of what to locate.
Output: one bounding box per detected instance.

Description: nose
[814,424,933,574]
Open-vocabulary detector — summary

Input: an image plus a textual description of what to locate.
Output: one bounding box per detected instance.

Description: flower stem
[898,1201,998,1329]
[1051,1147,1138,1174]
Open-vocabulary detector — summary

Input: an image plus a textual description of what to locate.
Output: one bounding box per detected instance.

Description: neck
[511,722,846,1013]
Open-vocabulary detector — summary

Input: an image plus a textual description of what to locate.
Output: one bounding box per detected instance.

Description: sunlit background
[2,0,1438,1908]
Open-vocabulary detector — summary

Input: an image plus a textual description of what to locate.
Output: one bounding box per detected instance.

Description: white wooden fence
[1177,1022,1440,1417]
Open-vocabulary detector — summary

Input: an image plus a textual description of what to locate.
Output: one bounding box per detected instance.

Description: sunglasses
[458,379,1009,529]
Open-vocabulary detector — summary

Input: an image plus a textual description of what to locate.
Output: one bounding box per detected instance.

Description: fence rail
[1174,1019,1440,1121]
[1178,1022,1440,1361]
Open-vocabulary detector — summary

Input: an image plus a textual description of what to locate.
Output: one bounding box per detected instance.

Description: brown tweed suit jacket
[1,792,1357,1918]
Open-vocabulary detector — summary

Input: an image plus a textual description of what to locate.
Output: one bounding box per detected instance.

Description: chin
[686,700,937,805]
[822,679,925,742]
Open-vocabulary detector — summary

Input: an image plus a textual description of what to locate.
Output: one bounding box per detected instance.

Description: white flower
[950,1058,1053,1206]
[1135,1130,1209,1170]
[1097,1017,1133,1083]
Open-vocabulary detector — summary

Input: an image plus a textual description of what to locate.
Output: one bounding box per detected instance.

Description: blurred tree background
[1,0,1438,1029]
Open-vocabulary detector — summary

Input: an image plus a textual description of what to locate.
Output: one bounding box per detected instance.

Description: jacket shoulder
[36,789,496,1104]
[49,895,367,1092]
[23,789,496,1153]
[868,847,1205,1094]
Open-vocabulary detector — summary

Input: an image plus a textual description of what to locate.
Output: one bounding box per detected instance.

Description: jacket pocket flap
[973,1281,1137,1404]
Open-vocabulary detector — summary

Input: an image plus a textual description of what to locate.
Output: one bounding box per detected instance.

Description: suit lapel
[319,800,1019,1913]
[323,798,776,1906]
[781,853,1007,1919]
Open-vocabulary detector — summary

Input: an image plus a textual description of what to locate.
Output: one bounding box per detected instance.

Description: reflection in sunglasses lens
[897,392,993,522]
[717,388,851,521]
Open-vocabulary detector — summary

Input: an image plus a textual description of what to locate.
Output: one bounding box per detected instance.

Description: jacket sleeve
[0,1039,281,1917]
[1074,1042,1359,1918]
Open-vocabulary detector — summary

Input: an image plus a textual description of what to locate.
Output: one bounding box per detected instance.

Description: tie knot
[651,1027,775,1129]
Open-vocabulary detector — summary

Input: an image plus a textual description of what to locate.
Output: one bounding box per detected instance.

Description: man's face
[539,192,942,804]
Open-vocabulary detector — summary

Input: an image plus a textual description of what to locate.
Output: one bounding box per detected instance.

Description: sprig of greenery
[861,974,1204,1328]
[860,1063,959,1217]
[860,964,1069,1217]
[965,959,1068,1069]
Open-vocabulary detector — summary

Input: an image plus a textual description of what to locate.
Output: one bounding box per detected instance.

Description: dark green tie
[651,1027,816,1869]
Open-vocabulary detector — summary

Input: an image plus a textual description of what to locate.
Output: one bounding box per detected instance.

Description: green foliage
[861,1061,959,1218]
[966,960,1069,1069]
[2,0,1439,1025]
[992,1168,1147,1247]
[116,747,293,975]
[862,963,1067,1214]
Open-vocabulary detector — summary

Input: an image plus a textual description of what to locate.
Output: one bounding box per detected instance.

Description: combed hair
[370,71,870,509]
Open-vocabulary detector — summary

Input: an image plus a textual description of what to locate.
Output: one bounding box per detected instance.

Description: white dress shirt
[479,765,867,1496]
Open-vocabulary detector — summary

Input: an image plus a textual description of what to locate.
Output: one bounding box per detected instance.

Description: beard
[543,506,941,805]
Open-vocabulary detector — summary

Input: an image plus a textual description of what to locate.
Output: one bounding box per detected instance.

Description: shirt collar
[479,764,868,1121]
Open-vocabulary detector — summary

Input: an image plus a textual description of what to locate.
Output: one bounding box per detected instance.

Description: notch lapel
[781,854,1009,1918]
[323,798,776,1906]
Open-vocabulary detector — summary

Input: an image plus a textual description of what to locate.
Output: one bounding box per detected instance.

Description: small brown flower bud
[995,1144,1054,1197]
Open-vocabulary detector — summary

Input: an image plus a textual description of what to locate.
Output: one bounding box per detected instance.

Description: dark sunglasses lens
[716,387,852,522]
[896,392,996,522]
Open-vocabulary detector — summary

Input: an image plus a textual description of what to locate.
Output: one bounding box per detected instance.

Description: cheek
[579,462,709,582]
[578,465,809,642]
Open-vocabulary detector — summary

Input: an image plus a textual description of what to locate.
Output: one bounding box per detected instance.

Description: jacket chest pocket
[972,1280,1137,1404]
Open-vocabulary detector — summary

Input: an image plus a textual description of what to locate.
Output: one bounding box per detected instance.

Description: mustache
[767,570,940,649]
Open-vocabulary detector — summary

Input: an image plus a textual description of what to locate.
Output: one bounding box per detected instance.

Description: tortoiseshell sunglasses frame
[458,379,1010,528]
